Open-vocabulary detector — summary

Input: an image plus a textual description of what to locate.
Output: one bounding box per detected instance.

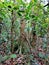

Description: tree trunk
[11,0,16,65]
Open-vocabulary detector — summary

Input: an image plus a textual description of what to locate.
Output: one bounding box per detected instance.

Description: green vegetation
[0,0,49,65]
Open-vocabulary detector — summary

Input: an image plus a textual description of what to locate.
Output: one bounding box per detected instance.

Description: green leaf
[10,54,17,58]
[0,55,10,63]
[43,43,47,48]
[38,52,45,58]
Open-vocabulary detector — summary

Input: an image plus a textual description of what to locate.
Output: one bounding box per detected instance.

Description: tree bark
[11,0,16,65]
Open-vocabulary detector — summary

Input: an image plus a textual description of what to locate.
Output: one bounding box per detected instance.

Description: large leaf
[38,52,45,59]
[10,54,17,58]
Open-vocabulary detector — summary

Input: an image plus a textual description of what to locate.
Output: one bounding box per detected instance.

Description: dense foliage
[0,0,49,65]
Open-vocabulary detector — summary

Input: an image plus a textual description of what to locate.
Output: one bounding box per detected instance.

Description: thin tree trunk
[11,10,14,65]
[11,0,16,65]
